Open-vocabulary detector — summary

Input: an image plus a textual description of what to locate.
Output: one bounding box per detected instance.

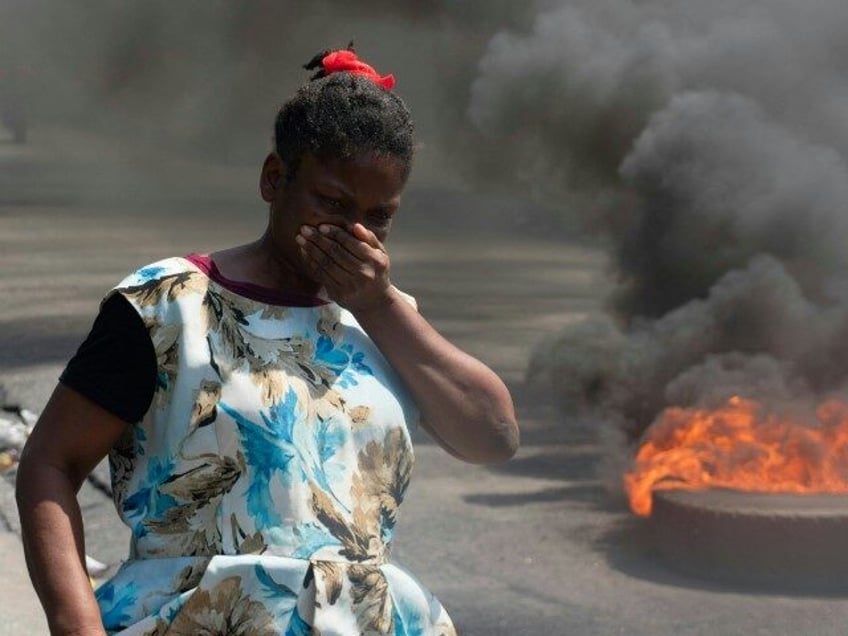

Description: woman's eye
[320,195,345,211]
[369,211,393,227]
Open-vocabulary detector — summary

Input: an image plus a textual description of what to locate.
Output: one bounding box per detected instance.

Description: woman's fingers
[350,222,383,249]
[299,225,387,274]
[298,240,345,287]
[299,227,360,274]
[296,229,347,284]
[318,224,382,261]
[297,224,391,309]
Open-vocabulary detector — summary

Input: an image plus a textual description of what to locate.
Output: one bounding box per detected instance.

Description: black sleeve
[59,293,157,423]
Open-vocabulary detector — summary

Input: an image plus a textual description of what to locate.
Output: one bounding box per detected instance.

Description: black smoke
[469,0,848,488]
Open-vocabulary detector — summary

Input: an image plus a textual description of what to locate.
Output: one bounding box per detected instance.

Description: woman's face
[260,151,408,278]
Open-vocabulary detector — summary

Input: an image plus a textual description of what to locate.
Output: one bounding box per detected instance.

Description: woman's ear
[259,153,285,202]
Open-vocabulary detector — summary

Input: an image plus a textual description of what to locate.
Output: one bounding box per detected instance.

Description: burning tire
[650,488,848,592]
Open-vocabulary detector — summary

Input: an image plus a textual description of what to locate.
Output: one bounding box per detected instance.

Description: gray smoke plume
[471,0,848,490]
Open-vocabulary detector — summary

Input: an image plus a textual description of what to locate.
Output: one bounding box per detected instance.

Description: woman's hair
[273,50,415,183]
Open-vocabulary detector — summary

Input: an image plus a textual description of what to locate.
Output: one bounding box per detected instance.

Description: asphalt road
[4,126,848,635]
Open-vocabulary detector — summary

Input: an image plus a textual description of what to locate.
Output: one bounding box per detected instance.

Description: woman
[16,47,519,635]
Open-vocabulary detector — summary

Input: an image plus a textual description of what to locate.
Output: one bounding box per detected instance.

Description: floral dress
[93,257,456,636]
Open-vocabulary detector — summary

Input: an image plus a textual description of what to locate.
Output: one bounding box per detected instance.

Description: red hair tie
[321,50,396,90]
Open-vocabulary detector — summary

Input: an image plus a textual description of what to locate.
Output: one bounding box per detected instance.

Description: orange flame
[624,396,848,516]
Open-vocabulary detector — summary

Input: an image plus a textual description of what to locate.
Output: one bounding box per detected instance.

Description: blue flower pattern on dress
[314,334,374,388]
[136,266,166,283]
[220,394,302,530]
[122,455,177,538]
[94,258,455,635]
[97,580,139,629]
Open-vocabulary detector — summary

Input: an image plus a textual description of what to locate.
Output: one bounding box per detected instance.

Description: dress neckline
[183,254,328,307]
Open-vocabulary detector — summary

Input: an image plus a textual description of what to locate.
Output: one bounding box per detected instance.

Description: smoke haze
[1,1,537,180]
[8,1,848,492]
[470,1,848,489]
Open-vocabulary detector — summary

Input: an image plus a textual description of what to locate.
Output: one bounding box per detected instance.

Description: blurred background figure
[0,0,31,143]
[0,63,29,144]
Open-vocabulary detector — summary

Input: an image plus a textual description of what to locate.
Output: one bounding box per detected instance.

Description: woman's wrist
[345,283,403,321]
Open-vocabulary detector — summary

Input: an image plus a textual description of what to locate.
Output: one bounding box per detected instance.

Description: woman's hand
[297,221,519,464]
[296,222,392,312]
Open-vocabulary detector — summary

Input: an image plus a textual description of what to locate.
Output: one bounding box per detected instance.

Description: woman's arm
[352,287,519,463]
[16,384,130,636]
[297,222,519,464]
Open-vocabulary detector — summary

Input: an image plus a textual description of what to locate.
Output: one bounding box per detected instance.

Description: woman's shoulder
[110,256,208,312]
[117,256,200,288]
